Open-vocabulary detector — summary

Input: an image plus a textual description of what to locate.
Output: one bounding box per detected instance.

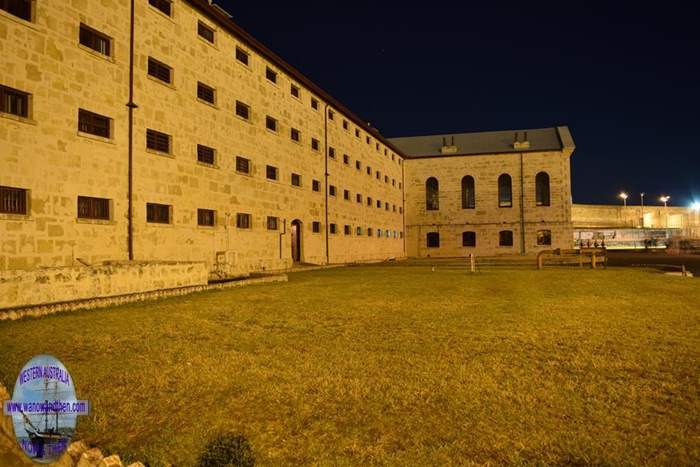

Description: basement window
[148,0,172,17]
[77,196,110,220]
[198,209,216,227]
[0,0,32,21]
[78,109,111,138]
[79,24,111,57]
[146,203,171,224]
[0,186,28,215]
[0,85,30,118]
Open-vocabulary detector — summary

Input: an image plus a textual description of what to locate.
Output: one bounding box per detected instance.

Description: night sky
[217,1,698,206]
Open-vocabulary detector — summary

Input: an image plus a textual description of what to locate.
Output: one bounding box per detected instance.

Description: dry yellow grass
[0,266,698,466]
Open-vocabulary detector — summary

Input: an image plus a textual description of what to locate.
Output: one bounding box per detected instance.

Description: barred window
[197,82,215,104]
[356,193,362,203]
[328,147,335,159]
[462,175,475,209]
[366,166,371,175]
[427,232,440,248]
[146,129,170,153]
[291,173,301,187]
[77,196,110,220]
[311,138,320,151]
[0,85,29,118]
[235,47,249,65]
[312,180,321,192]
[265,67,277,83]
[197,144,215,165]
[356,226,362,236]
[330,223,337,234]
[146,203,171,224]
[148,57,172,84]
[367,228,373,237]
[267,216,278,230]
[0,186,28,215]
[343,154,349,164]
[266,165,278,180]
[235,100,250,120]
[198,208,216,227]
[198,22,215,43]
[235,156,250,174]
[462,231,476,247]
[343,189,350,200]
[291,128,300,142]
[0,0,31,21]
[148,0,172,16]
[426,177,439,210]
[355,160,361,170]
[344,225,351,235]
[79,24,111,56]
[291,84,300,98]
[312,221,321,233]
[266,116,278,132]
[78,109,111,138]
[329,185,336,196]
[237,213,251,229]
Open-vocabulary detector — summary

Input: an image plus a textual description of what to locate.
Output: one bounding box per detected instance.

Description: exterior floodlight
[619,192,628,207]
[660,196,670,207]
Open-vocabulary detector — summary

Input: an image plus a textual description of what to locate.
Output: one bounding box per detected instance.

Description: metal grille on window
[146,129,170,153]
[148,58,171,83]
[77,196,110,220]
[198,209,215,227]
[79,109,110,138]
[0,85,29,118]
[197,145,215,165]
[0,186,28,215]
[79,25,110,56]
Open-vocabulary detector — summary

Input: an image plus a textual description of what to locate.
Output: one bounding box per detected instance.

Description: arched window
[426,177,439,210]
[536,172,551,206]
[498,174,512,207]
[461,176,475,209]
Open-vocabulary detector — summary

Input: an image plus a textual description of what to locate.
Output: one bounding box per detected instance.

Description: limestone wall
[572,204,699,231]
[0,261,208,310]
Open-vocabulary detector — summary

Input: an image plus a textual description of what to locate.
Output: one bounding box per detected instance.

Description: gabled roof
[388,126,575,158]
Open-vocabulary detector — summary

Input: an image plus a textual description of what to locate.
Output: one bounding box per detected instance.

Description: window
[312,221,321,233]
[235,47,249,65]
[149,0,171,16]
[329,185,336,196]
[384,176,388,183]
[330,223,337,234]
[356,193,362,203]
[265,67,277,83]
[376,199,381,208]
[355,129,360,138]
[399,182,402,189]
[311,138,320,151]
[399,207,403,214]
[426,177,439,210]
[79,24,111,56]
[385,202,389,210]
[367,228,373,237]
[146,203,171,224]
[235,100,250,120]
[1,0,31,21]
[0,85,29,118]
[235,156,250,174]
[266,165,278,180]
[198,21,215,43]
[462,231,476,247]
[267,216,278,230]
[236,213,251,229]
[499,230,514,247]
[427,232,440,248]
[198,209,216,227]
[146,129,170,153]
[328,147,335,159]
[536,172,551,206]
[311,98,319,110]
[197,144,215,165]
[343,154,349,165]
[343,120,349,130]
[537,230,552,246]
[197,82,215,104]
[392,179,396,186]
[343,189,350,200]
[312,180,321,192]
[366,136,371,145]
[266,116,278,132]
[392,205,396,212]
[355,161,361,170]
[328,109,334,120]
[291,84,300,98]
[377,229,382,238]
[366,166,371,175]
[290,128,300,142]
[0,186,28,215]
[147,57,172,84]
[77,196,110,220]
[78,109,111,138]
[344,225,351,235]
[291,173,301,187]
[375,171,380,179]
[367,197,372,206]
[498,174,513,207]
[461,175,475,209]
[356,226,362,236]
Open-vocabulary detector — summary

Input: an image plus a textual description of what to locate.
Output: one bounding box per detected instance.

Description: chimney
[513,130,531,150]
[440,135,458,155]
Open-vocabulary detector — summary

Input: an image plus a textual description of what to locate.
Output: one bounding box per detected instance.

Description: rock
[126,463,146,467]
[76,448,104,467]
[67,440,90,463]
[99,454,123,467]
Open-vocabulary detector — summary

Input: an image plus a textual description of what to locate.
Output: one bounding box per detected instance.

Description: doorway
[291,219,302,262]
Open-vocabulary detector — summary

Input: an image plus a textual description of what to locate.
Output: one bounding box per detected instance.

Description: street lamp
[640,193,645,228]
[619,192,628,207]
[660,195,670,208]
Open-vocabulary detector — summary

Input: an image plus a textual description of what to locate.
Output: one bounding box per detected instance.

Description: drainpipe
[126,0,137,260]
[401,159,406,256]
[323,104,329,264]
[519,153,526,255]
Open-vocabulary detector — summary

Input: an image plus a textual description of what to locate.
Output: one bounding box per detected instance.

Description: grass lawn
[0,266,699,466]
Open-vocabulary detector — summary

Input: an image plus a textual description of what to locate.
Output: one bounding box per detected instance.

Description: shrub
[197,433,255,467]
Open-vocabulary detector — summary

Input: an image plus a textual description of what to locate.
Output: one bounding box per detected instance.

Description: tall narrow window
[197,82,215,104]
[197,144,215,165]
[77,196,110,220]
[78,109,111,138]
[427,232,440,248]
[462,231,476,247]
[0,186,28,215]
[1,0,31,21]
[197,22,215,43]
[499,230,514,246]
[426,177,439,210]
[148,57,172,84]
[0,85,29,118]
[146,203,171,224]
[198,209,216,227]
[146,129,171,153]
[498,174,512,208]
[536,172,551,206]
[148,0,172,16]
[79,24,111,56]
[461,175,475,209]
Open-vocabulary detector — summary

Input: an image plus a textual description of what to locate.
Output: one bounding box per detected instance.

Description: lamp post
[660,196,670,228]
[619,192,628,207]
[640,193,645,228]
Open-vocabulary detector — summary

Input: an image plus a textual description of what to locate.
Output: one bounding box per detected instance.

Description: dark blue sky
[218,1,699,206]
